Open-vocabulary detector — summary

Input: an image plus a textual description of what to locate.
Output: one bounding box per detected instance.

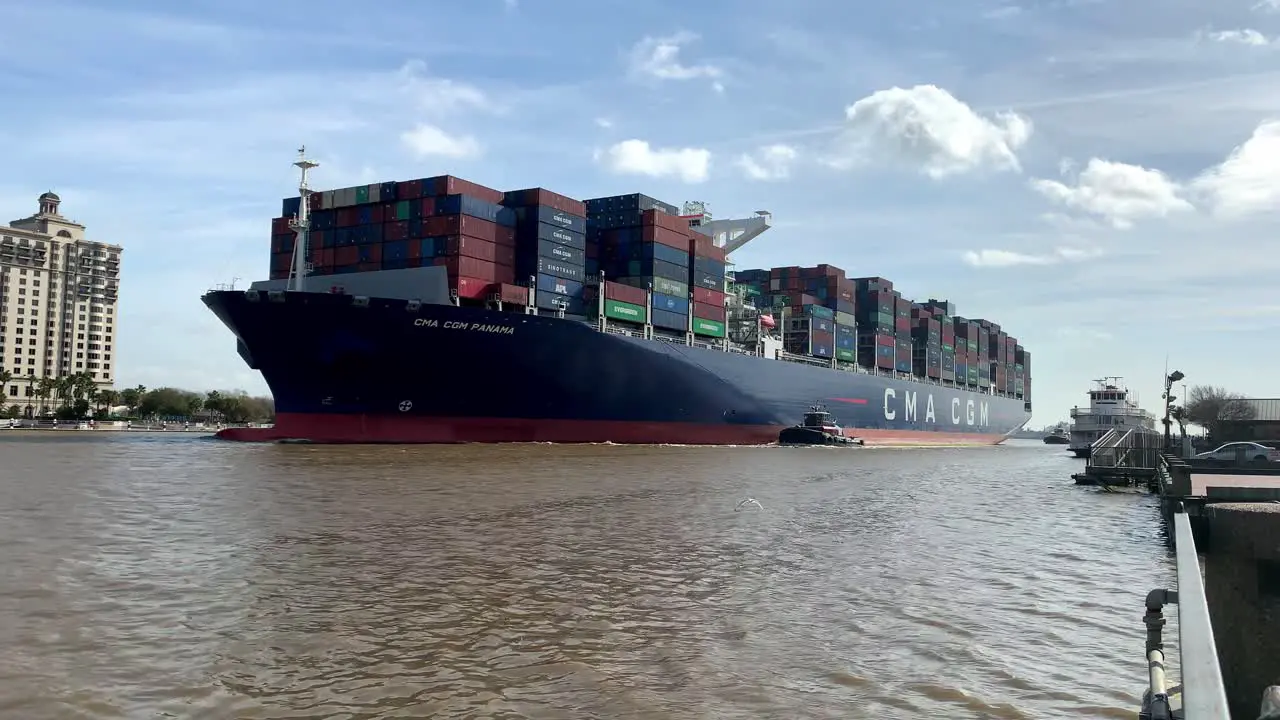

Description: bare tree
[1184,385,1256,441]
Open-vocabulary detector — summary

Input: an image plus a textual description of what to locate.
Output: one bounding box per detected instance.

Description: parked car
[1194,441,1280,464]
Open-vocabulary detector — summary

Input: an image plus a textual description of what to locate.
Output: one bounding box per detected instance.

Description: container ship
[202,148,1033,445]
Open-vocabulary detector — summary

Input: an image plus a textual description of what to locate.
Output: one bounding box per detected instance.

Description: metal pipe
[1173,511,1231,718]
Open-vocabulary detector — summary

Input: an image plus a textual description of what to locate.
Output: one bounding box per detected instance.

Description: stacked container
[269,175,519,302]
[910,307,943,379]
[687,232,729,339]
[587,280,650,325]
[851,277,895,371]
[1015,346,1029,399]
[587,199,693,332]
[503,187,588,314]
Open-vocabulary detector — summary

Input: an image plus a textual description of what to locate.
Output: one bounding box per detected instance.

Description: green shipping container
[604,299,647,323]
[834,311,855,326]
[836,348,855,361]
[692,317,726,338]
[877,311,893,327]
[942,343,954,352]
[395,200,411,220]
[653,277,688,297]
[355,185,370,204]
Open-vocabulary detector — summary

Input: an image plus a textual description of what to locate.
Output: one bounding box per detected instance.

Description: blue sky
[2,0,1279,425]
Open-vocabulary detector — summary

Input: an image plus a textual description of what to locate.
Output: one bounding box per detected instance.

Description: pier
[1139,454,1280,719]
[1073,427,1164,488]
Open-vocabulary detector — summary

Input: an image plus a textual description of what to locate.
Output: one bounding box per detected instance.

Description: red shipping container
[875,333,895,347]
[894,317,910,332]
[642,208,689,235]
[307,193,323,211]
[507,188,587,218]
[692,286,726,305]
[335,246,358,265]
[333,208,355,228]
[420,197,436,217]
[494,225,515,247]
[424,214,500,244]
[494,243,515,267]
[396,180,423,200]
[318,248,335,266]
[385,220,410,241]
[451,276,490,299]
[703,244,727,263]
[444,235,497,263]
[585,242,599,260]
[689,235,715,257]
[435,256,496,283]
[423,175,504,204]
[815,264,845,278]
[693,301,726,322]
[494,265,515,284]
[362,243,382,263]
[357,262,380,272]
[641,225,689,251]
[271,216,291,234]
[369,204,385,223]
[493,283,530,305]
[270,252,290,272]
[604,280,647,306]
[407,240,422,260]
[927,365,942,379]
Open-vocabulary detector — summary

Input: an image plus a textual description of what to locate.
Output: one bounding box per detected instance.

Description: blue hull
[203,290,1031,445]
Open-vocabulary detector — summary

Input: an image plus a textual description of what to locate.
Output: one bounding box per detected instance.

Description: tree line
[0,369,273,423]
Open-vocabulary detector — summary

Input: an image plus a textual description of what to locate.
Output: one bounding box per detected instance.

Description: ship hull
[203,290,1031,446]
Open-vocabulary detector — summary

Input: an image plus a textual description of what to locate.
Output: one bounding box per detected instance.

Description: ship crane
[680,201,772,254]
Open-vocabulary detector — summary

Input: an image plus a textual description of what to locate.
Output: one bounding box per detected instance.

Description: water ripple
[0,435,1174,718]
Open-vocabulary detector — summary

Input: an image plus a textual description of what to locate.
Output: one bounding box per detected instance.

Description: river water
[0,434,1174,719]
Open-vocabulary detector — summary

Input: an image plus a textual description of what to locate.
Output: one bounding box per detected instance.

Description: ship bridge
[679,201,771,254]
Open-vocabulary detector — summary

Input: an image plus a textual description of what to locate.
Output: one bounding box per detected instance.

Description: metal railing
[1089,427,1164,472]
[1141,509,1230,719]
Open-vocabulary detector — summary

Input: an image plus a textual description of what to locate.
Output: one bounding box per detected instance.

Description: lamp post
[1162,370,1185,449]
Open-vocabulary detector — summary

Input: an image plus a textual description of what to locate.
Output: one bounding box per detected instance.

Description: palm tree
[34,376,57,416]
[97,388,120,417]
[0,369,11,407]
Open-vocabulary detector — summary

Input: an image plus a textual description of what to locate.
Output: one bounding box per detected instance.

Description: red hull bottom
[216,413,1009,446]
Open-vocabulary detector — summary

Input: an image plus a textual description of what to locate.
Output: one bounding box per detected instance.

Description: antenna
[288,146,319,293]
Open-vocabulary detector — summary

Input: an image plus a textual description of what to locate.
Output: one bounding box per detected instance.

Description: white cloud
[737,145,798,181]
[627,31,724,85]
[825,85,1032,178]
[595,117,613,128]
[401,124,481,158]
[1030,158,1192,228]
[962,246,1102,267]
[1189,120,1280,218]
[1203,29,1271,46]
[1256,0,1280,12]
[596,139,711,183]
[984,5,1023,19]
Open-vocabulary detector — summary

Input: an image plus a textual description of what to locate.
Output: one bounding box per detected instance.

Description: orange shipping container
[424,214,500,244]
[435,256,496,283]
[335,246,358,265]
[693,301,726,322]
[642,208,689,235]
[424,175,504,205]
[493,283,530,305]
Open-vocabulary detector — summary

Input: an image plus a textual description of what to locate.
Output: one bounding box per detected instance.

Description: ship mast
[288,146,319,292]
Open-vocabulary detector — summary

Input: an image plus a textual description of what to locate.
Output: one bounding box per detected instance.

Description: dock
[1072,427,1164,488]
[1137,453,1280,719]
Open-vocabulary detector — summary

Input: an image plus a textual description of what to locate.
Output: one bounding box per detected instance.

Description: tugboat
[778,406,864,446]
[1043,426,1070,445]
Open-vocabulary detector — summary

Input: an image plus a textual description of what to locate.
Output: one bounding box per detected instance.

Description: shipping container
[421,214,511,245]
[434,194,510,225]
[692,301,726,322]
[691,255,725,278]
[834,323,855,338]
[442,235,497,263]
[689,268,723,291]
[584,193,680,216]
[434,256,497,283]
[503,187,587,217]
[603,280,647,306]
[523,256,585,283]
[601,240,688,268]
[522,237,586,265]
[652,291,690,315]
[603,257,685,284]
[640,225,690,251]
[422,175,504,205]
[692,317,726,338]
[835,347,855,362]
[602,298,647,324]
[895,339,912,372]
[517,220,586,251]
[692,286,727,306]
[535,290,588,315]
[493,283,529,305]
[514,205,587,235]
[651,307,687,331]
[535,272,584,299]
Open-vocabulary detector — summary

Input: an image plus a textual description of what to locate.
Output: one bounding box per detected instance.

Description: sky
[2,0,1279,426]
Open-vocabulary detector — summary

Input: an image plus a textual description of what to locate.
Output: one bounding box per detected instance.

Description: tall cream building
[0,192,121,417]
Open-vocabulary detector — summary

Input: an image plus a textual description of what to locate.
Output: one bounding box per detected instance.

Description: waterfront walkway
[1143,455,1280,719]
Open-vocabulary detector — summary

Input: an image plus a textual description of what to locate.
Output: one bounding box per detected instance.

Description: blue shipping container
[357,205,375,224]
[516,220,587,251]
[525,257,585,283]
[536,272,584,298]
[651,292,690,315]
[281,196,301,217]
[524,238,586,265]
[603,241,688,268]
[692,256,725,277]
[602,257,685,284]
[516,205,587,235]
[836,335,855,350]
[535,290,587,315]
[379,182,398,201]
[651,307,687,331]
[812,342,833,358]
[584,193,679,216]
[585,258,599,276]
[434,194,506,224]
[690,269,722,291]
[383,240,409,261]
[835,323,855,337]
